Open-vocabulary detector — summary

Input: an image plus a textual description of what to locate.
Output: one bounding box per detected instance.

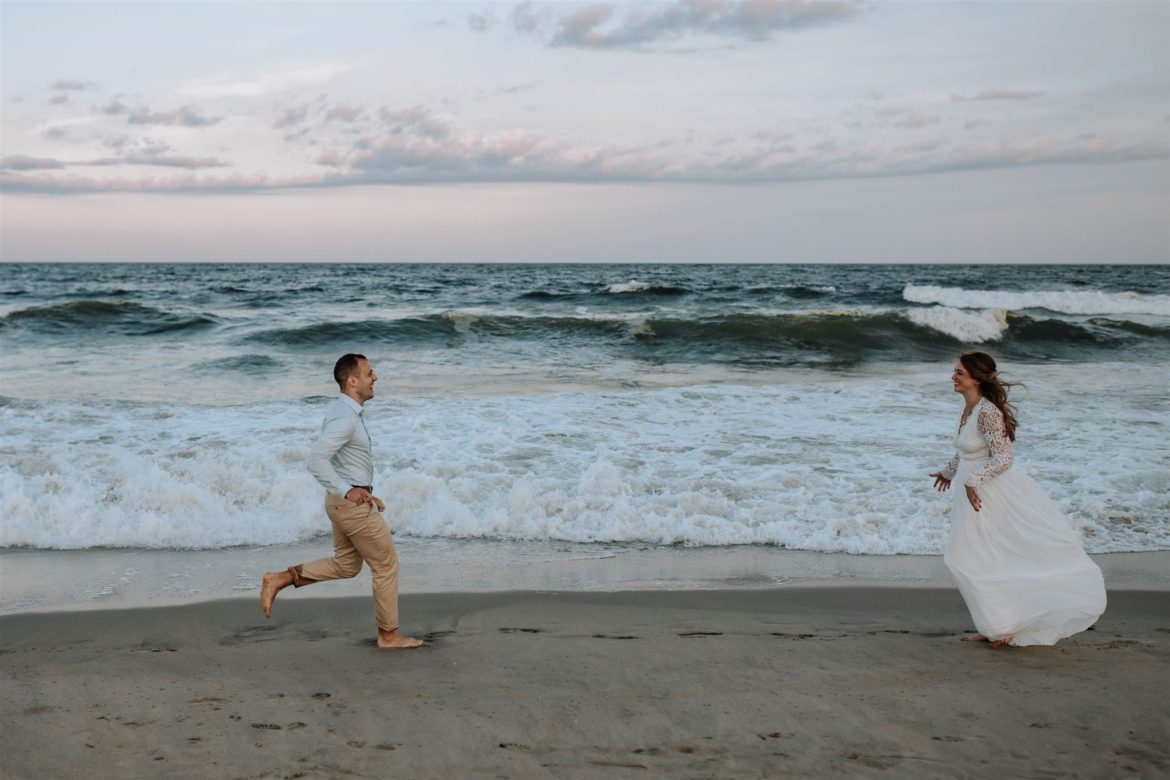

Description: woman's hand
[930,472,952,492]
[965,485,982,512]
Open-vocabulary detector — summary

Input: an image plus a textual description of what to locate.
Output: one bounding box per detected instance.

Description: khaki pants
[292,493,400,632]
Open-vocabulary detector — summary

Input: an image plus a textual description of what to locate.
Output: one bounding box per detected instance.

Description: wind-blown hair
[959,351,1020,441]
[333,353,367,391]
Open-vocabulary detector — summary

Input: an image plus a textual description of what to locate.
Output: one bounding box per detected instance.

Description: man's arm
[307,413,357,498]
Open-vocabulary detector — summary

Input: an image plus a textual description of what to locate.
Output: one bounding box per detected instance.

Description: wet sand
[2,588,1167,779]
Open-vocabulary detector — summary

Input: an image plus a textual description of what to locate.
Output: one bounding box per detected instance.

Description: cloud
[378,106,450,139]
[952,89,1046,102]
[1,155,67,171]
[468,12,495,32]
[323,103,365,123]
[500,81,540,96]
[5,103,1166,194]
[274,104,311,129]
[102,101,221,126]
[90,154,229,169]
[0,139,227,174]
[892,112,941,130]
[129,105,222,127]
[484,0,861,49]
[50,79,99,91]
[49,94,70,106]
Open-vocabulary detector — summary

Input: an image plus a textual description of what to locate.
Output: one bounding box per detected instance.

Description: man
[260,353,422,649]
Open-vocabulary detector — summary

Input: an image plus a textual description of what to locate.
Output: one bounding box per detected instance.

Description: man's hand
[345,487,384,512]
[346,487,372,505]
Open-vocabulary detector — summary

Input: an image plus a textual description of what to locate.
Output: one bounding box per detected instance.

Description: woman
[930,352,1106,647]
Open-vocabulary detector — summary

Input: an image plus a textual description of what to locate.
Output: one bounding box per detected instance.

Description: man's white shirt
[307,394,374,498]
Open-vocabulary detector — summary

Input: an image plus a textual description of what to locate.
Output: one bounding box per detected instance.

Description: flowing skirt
[944,459,1106,646]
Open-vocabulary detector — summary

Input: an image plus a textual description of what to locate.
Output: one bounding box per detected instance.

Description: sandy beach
[2,587,1167,779]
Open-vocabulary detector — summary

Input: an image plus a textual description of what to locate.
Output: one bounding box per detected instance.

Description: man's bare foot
[990,636,1014,648]
[961,633,989,642]
[377,629,424,649]
[260,571,293,618]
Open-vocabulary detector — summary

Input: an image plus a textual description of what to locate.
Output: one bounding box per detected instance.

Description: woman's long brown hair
[959,352,1019,441]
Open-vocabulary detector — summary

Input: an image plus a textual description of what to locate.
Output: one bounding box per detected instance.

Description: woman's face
[952,360,979,395]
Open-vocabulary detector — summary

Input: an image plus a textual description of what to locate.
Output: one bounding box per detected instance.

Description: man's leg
[332,501,421,649]
[261,497,363,617]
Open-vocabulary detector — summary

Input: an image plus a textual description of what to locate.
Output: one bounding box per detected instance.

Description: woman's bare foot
[377,629,424,649]
[260,571,292,618]
[990,636,1014,648]
[960,633,989,642]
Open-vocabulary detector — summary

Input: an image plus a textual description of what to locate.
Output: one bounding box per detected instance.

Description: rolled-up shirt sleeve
[307,414,357,498]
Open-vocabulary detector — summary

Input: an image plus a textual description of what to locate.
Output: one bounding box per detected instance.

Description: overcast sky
[1,0,1167,263]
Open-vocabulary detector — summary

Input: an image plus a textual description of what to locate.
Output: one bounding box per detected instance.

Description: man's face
[350,359,377,402]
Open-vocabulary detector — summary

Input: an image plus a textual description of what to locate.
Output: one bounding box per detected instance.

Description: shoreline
[2,543,1166,616]
[2,588,1167,778]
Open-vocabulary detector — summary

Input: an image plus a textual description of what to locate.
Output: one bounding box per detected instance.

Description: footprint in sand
[498,627,543,634]
[592,634,639,640]
[310,692,331,700]
[678,631,722,637]
[131,641,178,653]
[219,625,282,646]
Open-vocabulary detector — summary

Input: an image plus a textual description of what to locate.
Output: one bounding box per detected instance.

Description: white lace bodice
[939,398,1014,487]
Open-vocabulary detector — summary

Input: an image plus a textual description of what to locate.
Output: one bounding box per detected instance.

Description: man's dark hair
[334,353,367,390]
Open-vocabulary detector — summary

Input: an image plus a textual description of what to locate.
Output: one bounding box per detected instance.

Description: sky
[0,0,1167,263]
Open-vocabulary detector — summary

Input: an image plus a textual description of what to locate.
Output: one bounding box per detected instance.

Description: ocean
[1,263,1167,565]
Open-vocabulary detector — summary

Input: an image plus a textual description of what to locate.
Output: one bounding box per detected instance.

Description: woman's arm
[966,404,1013,487]
[939,453,959,481]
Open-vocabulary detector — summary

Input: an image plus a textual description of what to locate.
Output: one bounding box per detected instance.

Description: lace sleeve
[967,404,1013,486]
[940,452,959,480]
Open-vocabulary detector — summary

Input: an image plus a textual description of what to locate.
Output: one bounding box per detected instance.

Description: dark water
[2,264,1168,376]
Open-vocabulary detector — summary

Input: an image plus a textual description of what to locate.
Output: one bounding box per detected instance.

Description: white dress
[939,399,1106,646]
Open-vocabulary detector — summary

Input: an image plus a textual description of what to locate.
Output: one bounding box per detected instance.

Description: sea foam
[2,367,1166,554]
[906,306,1009,343]
[904,284,1170,317]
